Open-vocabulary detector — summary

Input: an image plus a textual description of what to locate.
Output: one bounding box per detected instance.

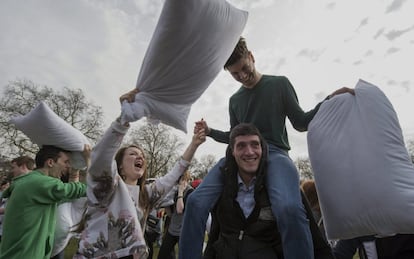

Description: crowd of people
[0,35,413,259]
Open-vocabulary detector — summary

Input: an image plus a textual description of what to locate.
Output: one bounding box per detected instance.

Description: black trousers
[157,231,179,259]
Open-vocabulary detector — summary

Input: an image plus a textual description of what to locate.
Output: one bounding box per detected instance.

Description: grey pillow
[121,0,248,132]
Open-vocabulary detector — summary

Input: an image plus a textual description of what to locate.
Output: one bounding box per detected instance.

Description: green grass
[63,237,79,259]
[63,238,173,259]
[65,235,358,259]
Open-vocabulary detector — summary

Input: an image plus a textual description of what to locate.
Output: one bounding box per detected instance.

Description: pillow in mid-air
[10,101,90,169]
[121,0,248,132]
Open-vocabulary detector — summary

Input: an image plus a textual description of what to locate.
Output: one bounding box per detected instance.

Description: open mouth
[134,161,143,169]
[243,157,257,163]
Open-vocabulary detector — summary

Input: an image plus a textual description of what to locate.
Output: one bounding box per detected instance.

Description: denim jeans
[332,236,376,259]
[179,144,313,259]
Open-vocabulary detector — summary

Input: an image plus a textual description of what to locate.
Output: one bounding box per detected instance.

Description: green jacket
[0,171,86,259]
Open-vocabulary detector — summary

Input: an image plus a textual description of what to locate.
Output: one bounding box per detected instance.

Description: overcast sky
[1,0,413,160]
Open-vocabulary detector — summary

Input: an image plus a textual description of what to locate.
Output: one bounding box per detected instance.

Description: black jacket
[204,144,334,259]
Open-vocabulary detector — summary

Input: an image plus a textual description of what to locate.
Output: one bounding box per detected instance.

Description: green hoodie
[0,171,86,259]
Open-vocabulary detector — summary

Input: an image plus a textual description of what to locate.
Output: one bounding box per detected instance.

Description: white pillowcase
[52,198,87,257]
[121,0,248,132]
[308,79,414,240]
[9,101,90,169]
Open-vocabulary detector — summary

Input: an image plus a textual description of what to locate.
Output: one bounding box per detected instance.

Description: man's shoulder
[12,171,42,184]
[261,75,294,94]
[26,171,57,181]
[18,171,69,190]
[262,75,289,83]
[229,75,290,99]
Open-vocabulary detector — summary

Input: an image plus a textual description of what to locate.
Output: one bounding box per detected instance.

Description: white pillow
[121,0,248,132]
[9,101,90,169]
[308,79,414,240]
[52,198,87,257]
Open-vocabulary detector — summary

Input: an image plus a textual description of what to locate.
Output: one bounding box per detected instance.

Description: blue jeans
[179,144,314,259]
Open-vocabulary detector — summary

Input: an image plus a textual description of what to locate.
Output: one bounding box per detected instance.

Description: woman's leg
[158,232,178,259]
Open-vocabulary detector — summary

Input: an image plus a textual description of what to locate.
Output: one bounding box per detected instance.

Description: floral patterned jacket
[75,120,190,258]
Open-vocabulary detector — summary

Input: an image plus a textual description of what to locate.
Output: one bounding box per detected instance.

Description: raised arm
[151,127,206,204]
[182,128,206,162]
[195,118,230,144]
[69,144,91,183]
[119,88,140,104]
[327,87,355,99]
[87,89,139,206]
[176,179,187,214]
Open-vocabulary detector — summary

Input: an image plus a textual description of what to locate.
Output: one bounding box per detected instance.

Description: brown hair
[35,145,69,169]
[74,145,150,234]
[301,180,320,212]
[179,170,191,183]
[223,123,269,182]
[229,123,265,152]
[115,145,150,212]
[224,36,250,69]
[11,155,35,170]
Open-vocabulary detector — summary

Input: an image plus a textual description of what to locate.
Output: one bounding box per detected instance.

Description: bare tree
[406,139,414,163]
[0,79,104,159]
[190,154,217,179]
[124,121,184,178]
[294,157,314,180]
[0,155,11,182]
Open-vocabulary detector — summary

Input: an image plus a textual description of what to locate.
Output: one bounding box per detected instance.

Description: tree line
[0,79,216,182]
[2,79,413,182]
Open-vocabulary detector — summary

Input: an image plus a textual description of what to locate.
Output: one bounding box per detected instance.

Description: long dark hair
[74,145,150,234]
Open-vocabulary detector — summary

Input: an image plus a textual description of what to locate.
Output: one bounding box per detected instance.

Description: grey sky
[1,0,413,160]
